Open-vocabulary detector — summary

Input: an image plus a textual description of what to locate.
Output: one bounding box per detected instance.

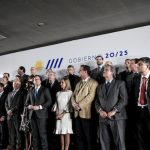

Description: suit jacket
[91,66,105,84]
[71,78,98,119]
[21,74,29,88]
[95,79,128,122]
[42,79,60,107]
[4,83,13,95]
[26,86,52,119]
[0,92,7,117]
[5,89,24,120]
[64,74,81,92]
[118,70,133,82]
[133,74,150,112]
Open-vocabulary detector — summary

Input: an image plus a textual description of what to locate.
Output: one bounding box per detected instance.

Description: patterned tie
[98,66,101,73]
[12,90,16,98]
[106,82,111,94]
[140,77,147,105]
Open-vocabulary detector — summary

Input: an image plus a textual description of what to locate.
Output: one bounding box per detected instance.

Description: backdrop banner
[0,25,150,80]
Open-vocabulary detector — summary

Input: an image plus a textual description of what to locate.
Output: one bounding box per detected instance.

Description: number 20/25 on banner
[105,50,128,58]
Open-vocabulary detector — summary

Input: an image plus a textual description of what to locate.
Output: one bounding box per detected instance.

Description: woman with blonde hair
[54,77,73,150]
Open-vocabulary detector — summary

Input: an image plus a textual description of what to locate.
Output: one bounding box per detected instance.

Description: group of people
[0,55,150,150]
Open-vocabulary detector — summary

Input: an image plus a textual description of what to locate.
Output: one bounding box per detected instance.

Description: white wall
[0,25,150,80]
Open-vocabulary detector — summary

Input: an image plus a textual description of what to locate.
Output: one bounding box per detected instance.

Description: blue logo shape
[46,58,63,69]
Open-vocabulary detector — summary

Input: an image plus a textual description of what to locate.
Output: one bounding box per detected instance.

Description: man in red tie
[133,57,150,150]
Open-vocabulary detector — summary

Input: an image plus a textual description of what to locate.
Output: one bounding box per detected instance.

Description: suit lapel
[147,75,150,90]
[10,91,14,106]
[136,75,141,98]
[10,90,19,106]
[38,86,44,102]
[38,86,43,96]
[76,79,89,95]
[31,88,35,104]
[101,83,106,98]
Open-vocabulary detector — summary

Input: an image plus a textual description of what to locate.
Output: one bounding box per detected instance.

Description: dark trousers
[0,120,8,148]
[75,117,92,150]
[0,122,4,148]
[31,116,48,150]
[135,107,150,150]
[7,118,21,149]
[126,103,138,150]
[0,121,5,148]
[99,119,126,150]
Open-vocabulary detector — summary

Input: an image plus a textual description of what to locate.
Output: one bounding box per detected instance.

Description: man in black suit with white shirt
[91,55,105,84]
[26,75,52,150]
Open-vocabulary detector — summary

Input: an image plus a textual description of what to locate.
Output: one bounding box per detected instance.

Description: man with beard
[91,55,105,84]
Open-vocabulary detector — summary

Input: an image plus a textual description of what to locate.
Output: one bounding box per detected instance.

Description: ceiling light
[0,34,7,41]
[37,22,45,27]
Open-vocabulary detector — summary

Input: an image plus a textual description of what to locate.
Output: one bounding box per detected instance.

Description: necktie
[0,93,2,98]
[106,82,111,94]
[140,77,147,105]
[12,90,16,98]
[98,66,101,73]
[49,80,52,87]
[34,88,38,99]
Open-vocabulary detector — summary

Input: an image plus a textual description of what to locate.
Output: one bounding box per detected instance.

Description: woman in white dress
[55,77,73,150]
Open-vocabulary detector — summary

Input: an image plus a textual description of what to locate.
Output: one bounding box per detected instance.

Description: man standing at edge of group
[132,57,150,150]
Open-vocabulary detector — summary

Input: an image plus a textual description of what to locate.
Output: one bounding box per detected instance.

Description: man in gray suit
[95,64,128,150]
[5,79,24,150]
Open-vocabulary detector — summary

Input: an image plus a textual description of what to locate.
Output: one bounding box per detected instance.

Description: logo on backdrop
[35,60,44,71]
[46,58,63,69]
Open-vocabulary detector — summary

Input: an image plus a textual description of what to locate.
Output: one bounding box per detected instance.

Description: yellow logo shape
[35,60,44,71]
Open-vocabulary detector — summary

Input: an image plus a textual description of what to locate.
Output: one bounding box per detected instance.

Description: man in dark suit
[3,73,13,89]
[125,58,139,150]
[27,75,52,150]
[42,71,60,146]
[5,79,24,150]
[118,59,132,82]
[132,57,150,150]
[30,66,37,78]
[91,55,105,84]
[42,71,60,106]
[95,65,128,150]
[0,83,8,149]
[2,76,13,95]
[65,65,80,92]
[17,66,29,88]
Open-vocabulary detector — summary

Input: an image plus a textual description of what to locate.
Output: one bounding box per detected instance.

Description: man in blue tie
[27,75,52,150]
